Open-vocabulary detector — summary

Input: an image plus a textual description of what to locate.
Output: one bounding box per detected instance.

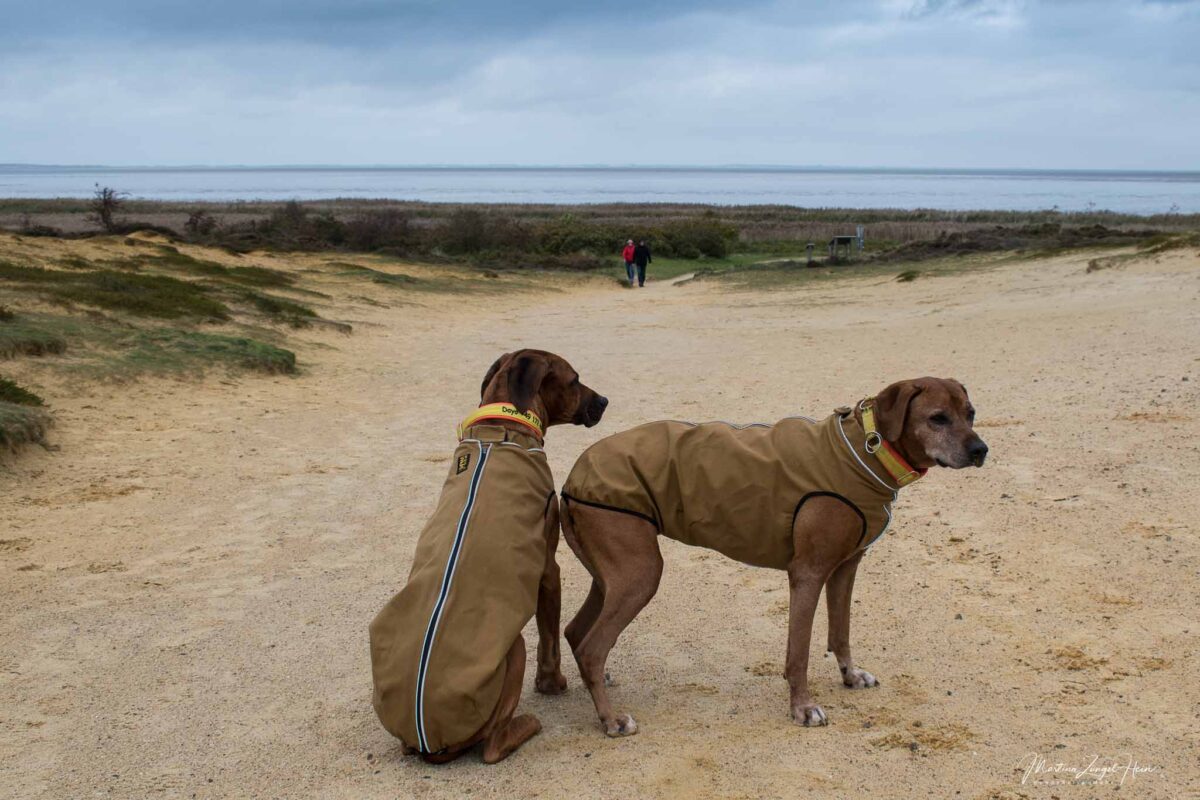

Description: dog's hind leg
[535,496,568,695]
[565,581,603,655]
[565,504,662,737]
[561,500,603,654]
[480,635,542,764]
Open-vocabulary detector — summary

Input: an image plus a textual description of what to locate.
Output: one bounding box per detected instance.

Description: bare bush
[185,210,218,238]
[87,185,127,233]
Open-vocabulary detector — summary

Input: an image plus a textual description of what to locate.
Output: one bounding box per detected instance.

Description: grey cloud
[0,1,1196,168]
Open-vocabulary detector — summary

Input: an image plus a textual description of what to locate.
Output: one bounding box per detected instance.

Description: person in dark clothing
[632,241,652,287]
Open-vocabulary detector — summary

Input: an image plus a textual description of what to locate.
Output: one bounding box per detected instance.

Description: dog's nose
[968,440,989,467]
[596,395,609,409]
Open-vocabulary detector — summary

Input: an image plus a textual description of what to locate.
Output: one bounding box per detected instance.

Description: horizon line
[2,163,1199,176]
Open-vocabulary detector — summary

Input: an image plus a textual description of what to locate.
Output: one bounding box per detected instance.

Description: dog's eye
[930,413,950,426]
[966,408,976,422]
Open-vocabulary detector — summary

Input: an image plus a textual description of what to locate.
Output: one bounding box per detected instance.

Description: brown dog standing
[557,377,986,735]
[370,350,607,763]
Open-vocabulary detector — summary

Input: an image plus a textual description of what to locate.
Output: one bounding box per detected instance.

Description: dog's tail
[557,492,585,562]
[557,491,573,541]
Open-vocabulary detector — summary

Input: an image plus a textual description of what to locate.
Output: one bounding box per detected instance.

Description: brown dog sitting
[557,377,986,735]
[370,350,607,763]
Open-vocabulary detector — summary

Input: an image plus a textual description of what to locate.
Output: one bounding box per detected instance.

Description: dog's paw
[535,671,568,695]
[841,666,879,689]
[603,714,638,737]
[791,704,829,727]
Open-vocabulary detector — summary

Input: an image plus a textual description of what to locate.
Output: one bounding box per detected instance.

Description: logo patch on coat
[456,453,471,474]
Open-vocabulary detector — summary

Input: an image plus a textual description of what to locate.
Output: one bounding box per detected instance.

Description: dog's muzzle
[968,439,989,467]
[579,395,609,428]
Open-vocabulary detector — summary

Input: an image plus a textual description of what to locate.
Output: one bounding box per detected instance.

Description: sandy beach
[2,244,1198,799]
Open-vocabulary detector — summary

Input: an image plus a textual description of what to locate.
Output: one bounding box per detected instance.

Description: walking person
[633,240,652,287]
[621,240,636,286]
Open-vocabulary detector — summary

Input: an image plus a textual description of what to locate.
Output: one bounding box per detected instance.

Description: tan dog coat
[370,425,554,754]
[562,409,901,569]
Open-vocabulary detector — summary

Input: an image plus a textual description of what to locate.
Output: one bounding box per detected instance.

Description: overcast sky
[1,0,1197,169]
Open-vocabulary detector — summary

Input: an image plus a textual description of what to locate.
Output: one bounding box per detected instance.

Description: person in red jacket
[621,240,636,287]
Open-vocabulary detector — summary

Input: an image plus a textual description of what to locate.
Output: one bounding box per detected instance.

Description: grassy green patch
[100,249,295,287]
[108,329,297,375]
[0,377,44,406]
[238,290,318,326]
[0,261,230,320]
[335,263,421,286]
[633,253,782,281]
[0,316,68,358]
[1136,231,1200,254]
[0,400,50,451]
[151,248,294,286]
[0,311,297,380]
[57,256,96,270]
[695,251,1003,290]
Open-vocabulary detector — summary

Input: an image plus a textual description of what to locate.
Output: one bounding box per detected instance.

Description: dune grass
[0,260,231,320]
[0,377,44,406]
[0,400,50,451]
[692,250,1007,290]
[137,247,295,287]
[0,309,297,380]
[1136,231,1200,254]
[237,290,318,325]
[106,329,297,376]
[0,315,68,358]
[332,262,422,286]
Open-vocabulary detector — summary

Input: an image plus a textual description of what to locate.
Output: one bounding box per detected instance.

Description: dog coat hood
[369,425,554,754]
[561,409,901,570]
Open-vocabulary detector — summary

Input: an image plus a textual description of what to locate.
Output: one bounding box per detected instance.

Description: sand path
[2,250,1198,798]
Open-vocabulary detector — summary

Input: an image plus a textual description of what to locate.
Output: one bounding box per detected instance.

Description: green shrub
[344,209,412,251]
[659,215,738,258]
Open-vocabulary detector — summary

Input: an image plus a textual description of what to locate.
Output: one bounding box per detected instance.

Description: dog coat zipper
[413,441,492,752]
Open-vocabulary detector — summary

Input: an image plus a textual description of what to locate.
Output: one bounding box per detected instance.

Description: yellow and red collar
[457,403,544,440]
[860,400,926,488]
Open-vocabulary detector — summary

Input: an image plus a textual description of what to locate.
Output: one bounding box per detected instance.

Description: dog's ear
[480,353,511,400]
[875,379,924,442]
[506,352,550,413]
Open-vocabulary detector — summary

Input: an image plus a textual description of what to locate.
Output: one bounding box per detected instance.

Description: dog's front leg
[825,552,878,689]
[785,562,828,726]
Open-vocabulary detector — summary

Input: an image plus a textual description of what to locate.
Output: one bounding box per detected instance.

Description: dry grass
[0,400,50,452]
[0,377,44,406]
[0,316,68,358]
